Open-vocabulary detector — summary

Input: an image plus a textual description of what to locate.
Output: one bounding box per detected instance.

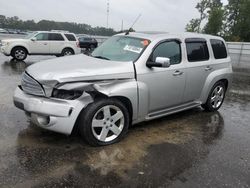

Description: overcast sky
[0,0,228,32]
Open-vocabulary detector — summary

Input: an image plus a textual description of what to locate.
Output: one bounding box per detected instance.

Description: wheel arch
[199,68,232,104]
[11,45,29,55]
[86,91,134,125]
[62,47,75,54]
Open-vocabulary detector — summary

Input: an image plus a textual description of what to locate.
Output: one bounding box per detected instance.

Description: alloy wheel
[210,86,224,109]
[91,105,124,142]
[15,49,25,60]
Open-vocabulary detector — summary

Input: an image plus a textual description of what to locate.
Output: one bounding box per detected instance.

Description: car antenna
[125,14,142,35]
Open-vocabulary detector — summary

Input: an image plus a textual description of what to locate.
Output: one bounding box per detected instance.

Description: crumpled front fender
[57,79,138,122]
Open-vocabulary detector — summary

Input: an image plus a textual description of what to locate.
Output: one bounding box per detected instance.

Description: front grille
[21,72,45,96]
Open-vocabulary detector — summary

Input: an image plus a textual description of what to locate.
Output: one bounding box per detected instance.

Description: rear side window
[49,33,64,41]
[210,39,227,59]
[186,38,209,62]
[65,34,76,41]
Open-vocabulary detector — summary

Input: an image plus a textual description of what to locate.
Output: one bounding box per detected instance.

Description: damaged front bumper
[13,86,93,135]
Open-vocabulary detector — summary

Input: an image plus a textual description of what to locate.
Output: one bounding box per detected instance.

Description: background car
[0,28,8,34]
[78,36,98,50]
[0,31,81,61]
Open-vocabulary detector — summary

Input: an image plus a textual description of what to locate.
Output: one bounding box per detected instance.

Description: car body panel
[13,32,233,136]
[26,54,135,84]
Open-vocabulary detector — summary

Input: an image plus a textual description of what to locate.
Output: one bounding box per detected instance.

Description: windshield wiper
[92,56,110,60]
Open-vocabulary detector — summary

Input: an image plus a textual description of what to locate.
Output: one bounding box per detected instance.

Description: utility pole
[107,0,110,28]
[121,20,123,32]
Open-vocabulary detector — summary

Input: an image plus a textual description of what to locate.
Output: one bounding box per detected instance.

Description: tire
[79,98,130,146]
[90,44,95,50]
[61,48,74,56]
[11,47,27,61]
[202,81,226,112]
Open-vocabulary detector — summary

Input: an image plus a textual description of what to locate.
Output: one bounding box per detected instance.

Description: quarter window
[210,39,227,59]
[49,33,64,41]
[186,39,209,62]
[151,40,181,65]
[34,33,49,41]
[65,34,76,41]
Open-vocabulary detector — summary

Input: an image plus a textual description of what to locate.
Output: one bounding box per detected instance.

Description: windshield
[91,36,150,62]
[24,32,38,39]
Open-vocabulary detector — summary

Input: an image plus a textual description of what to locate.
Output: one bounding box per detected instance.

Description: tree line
[186,0,250,42]
[0,15,117,36]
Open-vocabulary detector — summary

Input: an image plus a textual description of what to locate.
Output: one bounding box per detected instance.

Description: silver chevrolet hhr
[13,32,233,146]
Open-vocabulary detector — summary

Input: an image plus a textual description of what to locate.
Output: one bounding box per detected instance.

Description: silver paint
[13,32,233,135]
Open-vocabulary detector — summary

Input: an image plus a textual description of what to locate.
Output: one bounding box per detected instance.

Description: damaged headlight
[52,89,83,100]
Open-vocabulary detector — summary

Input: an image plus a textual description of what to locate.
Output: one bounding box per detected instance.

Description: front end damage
[14,79,137,135]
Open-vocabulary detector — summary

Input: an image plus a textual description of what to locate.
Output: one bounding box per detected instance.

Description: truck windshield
[91,36,150,62]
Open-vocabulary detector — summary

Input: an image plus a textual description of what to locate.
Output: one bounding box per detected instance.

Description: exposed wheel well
[110,96,133,125]
[72,94,134,135]
[11,46,29,55]
[91,93,133,124]
[219,79,229,91]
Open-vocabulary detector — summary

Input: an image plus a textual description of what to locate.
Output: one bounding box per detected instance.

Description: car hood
[26,54,135,85]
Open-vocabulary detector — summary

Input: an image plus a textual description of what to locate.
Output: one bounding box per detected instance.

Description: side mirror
[146,57,171,68]
[31,38,37,41]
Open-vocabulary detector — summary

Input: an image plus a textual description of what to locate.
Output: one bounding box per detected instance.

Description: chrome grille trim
[21,72,45,96]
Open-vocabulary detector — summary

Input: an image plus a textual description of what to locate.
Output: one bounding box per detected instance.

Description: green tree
[226,0,250,41]
[186,0,210,33]
[0,15,117,36]
[203,0,224,35]
[185,19,200,32]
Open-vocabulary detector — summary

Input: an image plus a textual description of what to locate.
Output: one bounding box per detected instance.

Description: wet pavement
[0,54,249,188]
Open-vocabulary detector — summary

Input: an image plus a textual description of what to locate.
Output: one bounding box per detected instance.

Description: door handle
[205,66,213,71]
[43,43,48,45]
[173,70,183,76]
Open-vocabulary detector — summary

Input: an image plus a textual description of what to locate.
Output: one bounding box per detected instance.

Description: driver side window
[34,33,49,41]
[151,40,181,65]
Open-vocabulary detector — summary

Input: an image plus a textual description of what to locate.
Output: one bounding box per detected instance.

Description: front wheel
[79,98,130,146]
[11,47,27,61]
[202,81,226,112]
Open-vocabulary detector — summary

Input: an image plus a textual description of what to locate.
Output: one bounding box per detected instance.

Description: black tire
[90,44,95,50]
[79,98,130,146]
[11,47,27,61]
[202,81,226,112]
[61,48,74,56]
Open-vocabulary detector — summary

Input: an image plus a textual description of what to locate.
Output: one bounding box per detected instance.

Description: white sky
[0,0,228,32]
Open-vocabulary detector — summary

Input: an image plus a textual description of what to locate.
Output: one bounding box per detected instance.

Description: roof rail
[51,30,70,33]
[136,31,169,35]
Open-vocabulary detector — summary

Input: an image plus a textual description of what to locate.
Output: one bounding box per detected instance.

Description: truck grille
[21,72,45,96]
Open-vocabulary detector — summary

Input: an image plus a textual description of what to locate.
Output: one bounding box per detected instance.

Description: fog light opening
[37,115,50,126]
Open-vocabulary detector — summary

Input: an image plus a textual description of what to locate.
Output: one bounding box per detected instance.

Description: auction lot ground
[0,53,249,187]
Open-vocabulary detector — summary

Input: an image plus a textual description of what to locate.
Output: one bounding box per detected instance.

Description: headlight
[52,89,83,100]
[1,41,9,46]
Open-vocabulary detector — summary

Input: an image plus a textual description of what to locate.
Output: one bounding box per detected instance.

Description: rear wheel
[62,48,74,56]
[202,81,226,112]
[11,47,27,61]
[90,44,95,50]
[79,98,130,146]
